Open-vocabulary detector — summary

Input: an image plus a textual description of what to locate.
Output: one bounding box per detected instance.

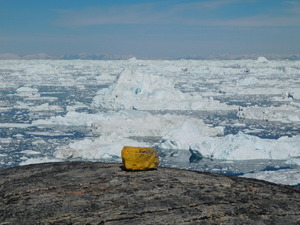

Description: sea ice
[66,102,89,112]
[0,123,31,128]
[236,77,258,86]
[1,59,300,186]
[16,86,40,97]
[19,157,62,166]
[32,111,105,126]
[30,103,62,112]
[285,157,300,166]
[241,169,300,186]
[20,150,41,155]
[237,105,300,122]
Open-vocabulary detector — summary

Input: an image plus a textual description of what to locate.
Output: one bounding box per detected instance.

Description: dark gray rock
[0,161,299,224]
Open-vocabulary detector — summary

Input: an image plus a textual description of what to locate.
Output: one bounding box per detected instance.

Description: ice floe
[20,150,41,155]
[19,157,62,166]
[237,105,300,122]
[241,169,300,186]
[30,103,62,112]
[16,86,40,97]
[32,111,104,126]
[0,123,31,128]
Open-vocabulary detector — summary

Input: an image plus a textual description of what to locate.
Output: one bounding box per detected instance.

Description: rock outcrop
[0,161,299,224]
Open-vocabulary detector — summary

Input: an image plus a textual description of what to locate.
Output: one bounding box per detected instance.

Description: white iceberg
[91,112,223,138]
[91,68,234,111]
[32,109,223,138]
[257,56,268,63]
[159,121,300,161]
[285,157,300,166]
[54,134,149,160]
[41,110,224,161]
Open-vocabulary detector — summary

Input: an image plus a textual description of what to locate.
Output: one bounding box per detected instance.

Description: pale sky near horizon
[1,0,300,58]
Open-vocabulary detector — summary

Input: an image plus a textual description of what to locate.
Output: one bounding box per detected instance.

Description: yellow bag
[121,146,159,171]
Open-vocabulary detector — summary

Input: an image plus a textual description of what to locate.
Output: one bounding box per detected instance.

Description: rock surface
[0,161,299,224]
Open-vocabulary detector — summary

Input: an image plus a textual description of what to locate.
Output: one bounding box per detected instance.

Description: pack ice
[1,58,299,186]
[46,65,299,165]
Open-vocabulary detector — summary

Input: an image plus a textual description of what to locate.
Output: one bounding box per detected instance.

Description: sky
[0,0,300,58]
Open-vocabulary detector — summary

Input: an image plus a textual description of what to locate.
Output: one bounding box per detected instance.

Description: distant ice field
[0,58,299,186]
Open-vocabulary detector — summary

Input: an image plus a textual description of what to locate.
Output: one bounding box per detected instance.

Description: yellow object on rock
[121,146,159,171]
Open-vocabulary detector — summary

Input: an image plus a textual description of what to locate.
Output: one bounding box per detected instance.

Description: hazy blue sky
[1,0,300,58]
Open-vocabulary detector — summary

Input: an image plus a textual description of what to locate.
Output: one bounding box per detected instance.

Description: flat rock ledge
[0,162,299,225]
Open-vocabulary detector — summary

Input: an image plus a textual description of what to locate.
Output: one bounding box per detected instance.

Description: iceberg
[91,112,224,138]
[32,109,220,138]
[35,108,225,162]
[91,68,233,111]
[54,134,149,160]
[285,157,300,166]
[257,56,268,63]
[159,120,224,150]
[159,121,300,161]
[35,109,225,162]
